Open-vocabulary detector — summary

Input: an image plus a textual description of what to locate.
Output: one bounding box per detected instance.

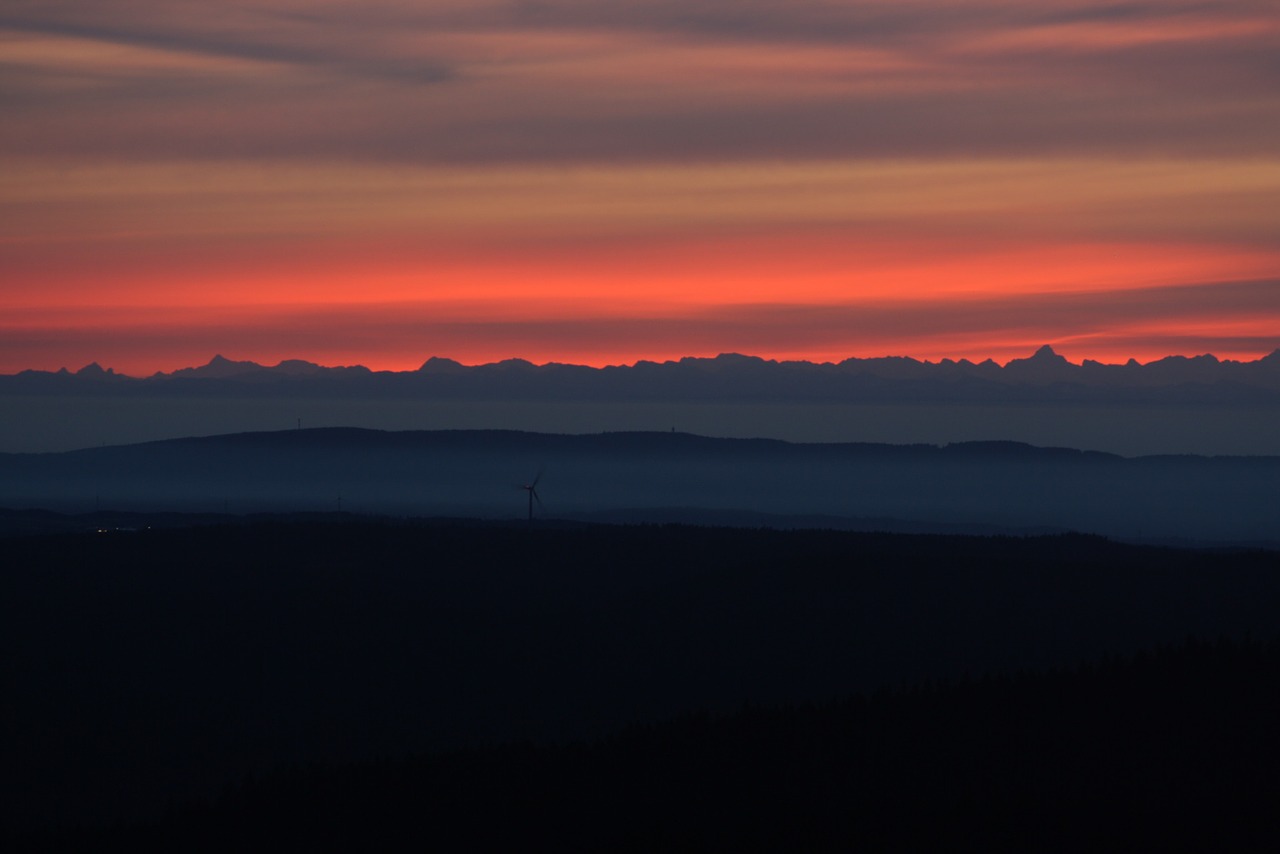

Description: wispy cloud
[2,1,1276,162]
[5,158,1278,245]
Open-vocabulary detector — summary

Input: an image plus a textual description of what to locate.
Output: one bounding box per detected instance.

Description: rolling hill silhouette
[1,428,1275,544]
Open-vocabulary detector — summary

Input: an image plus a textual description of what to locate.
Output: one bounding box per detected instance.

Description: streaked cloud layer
[1,1,1277,372]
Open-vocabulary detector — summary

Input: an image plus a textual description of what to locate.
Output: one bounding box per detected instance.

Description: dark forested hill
[86,638,1280,852]
[2,428,1276,544]
[2,517,1277,844]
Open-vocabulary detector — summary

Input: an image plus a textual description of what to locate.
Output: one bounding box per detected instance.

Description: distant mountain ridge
[5,346,1280,404]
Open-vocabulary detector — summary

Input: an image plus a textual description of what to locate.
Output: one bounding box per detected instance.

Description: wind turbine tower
[521,472,543,523]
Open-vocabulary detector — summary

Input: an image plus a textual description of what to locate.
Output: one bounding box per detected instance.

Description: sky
[2,0,1278,375]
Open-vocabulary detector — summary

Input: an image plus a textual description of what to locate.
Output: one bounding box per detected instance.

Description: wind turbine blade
[531,469,543,489]
[533,489,543,508]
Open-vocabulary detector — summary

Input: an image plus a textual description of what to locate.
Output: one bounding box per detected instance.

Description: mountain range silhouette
[6,346,1279,402]
[5,346,1279,458]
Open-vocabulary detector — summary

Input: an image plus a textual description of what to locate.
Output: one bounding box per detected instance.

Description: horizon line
[11,343,1280,380]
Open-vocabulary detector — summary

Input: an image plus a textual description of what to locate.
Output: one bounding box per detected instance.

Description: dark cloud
[1,73,1272,165]
[505,1,1272,46]
[0,20,453,87]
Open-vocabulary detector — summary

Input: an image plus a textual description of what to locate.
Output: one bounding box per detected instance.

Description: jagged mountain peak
[419,356,466,373]
[178,355,265,378]
[1029,344,1068,362]
[73,362,123,379]
[7,349,1280,401]
[1003,345,1073,372]
[271,359,328,376]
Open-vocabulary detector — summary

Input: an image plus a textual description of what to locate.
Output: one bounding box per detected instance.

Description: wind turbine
[520,471,543,523]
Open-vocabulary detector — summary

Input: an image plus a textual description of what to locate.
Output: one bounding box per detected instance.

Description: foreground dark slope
[92,639,1280,852]
[2,518,1278,838]
[1,428,1277,542]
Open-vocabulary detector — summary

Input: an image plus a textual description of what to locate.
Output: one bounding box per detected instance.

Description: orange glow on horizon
[5,287,1276,377]
[4,227,1278,375]
[4,157,1278,375]
[4,228,1277,307]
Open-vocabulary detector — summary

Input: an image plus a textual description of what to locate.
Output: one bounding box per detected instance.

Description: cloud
[1,2,1276,372]
[0,3,454,83]
[5,158,1278,247]
[1,1,1277,163]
